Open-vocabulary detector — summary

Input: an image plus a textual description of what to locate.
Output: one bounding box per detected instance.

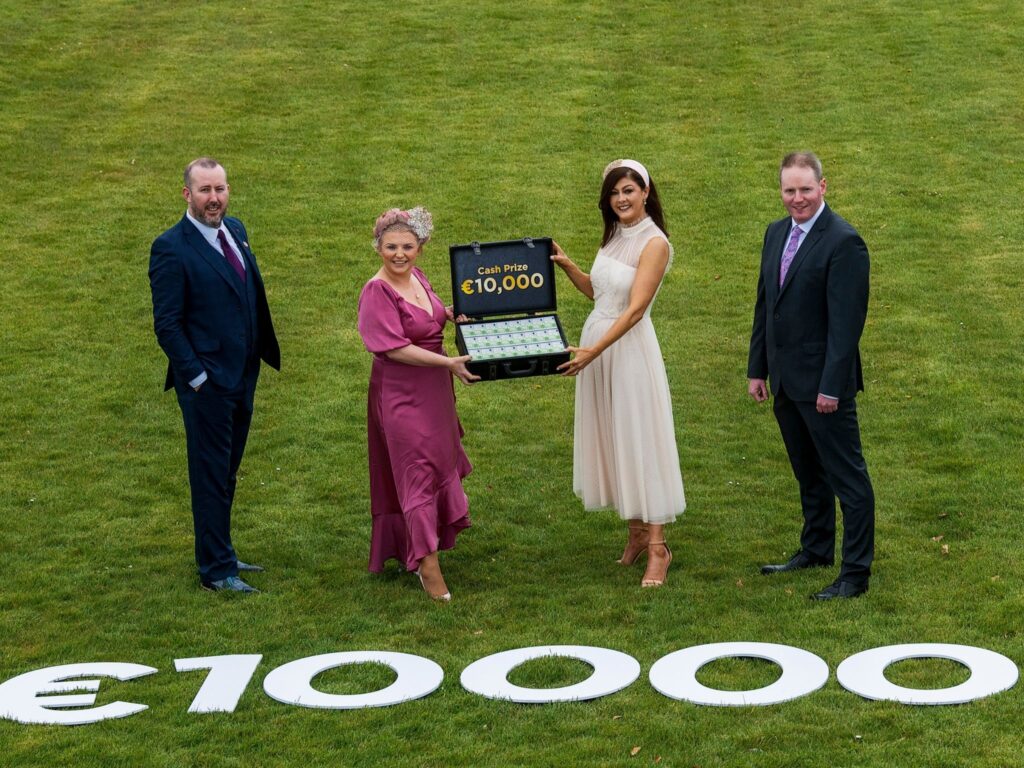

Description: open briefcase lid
[449,237,556,319]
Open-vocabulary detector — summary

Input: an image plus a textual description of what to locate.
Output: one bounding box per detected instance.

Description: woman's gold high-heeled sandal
[641,542,672,587]
[618,523,650,565]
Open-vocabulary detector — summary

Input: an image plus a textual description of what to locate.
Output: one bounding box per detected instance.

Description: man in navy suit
[747,151,874,600]
[150,157,280,592]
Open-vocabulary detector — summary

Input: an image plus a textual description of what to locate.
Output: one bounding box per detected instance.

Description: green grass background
[2,1,1023,765]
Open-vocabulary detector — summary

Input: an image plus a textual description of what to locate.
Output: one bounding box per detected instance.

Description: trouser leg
[798,398,874,585]
[177,384,248,581]
[773,388,836,564]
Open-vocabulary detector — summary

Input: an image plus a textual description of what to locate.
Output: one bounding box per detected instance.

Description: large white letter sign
[0,662,157,725]
[836,643,1019,705]
[175,655,263,713]
[262,652,442,709]
[649,642,829,706]
[460,646,641,703]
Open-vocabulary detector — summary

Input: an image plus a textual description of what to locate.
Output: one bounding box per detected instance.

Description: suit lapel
[776,205,832,303]
[764,219,787,306]
[182,216,243,296]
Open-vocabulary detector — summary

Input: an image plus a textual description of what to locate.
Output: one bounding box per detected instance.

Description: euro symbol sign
[460,279,474,295]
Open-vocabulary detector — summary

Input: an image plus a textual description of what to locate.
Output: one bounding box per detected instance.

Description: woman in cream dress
[553,159,685,587]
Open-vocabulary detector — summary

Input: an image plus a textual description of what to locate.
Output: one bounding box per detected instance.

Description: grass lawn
[2,0,1023,765]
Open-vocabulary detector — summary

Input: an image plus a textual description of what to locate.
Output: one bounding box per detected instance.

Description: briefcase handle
[502,359,544,377]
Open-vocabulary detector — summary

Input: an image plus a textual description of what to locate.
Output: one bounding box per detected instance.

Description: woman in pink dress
[357,207,479,602]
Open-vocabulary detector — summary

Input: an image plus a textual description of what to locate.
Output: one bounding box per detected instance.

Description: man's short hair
[780,152,823,182]
[184,157,223,188]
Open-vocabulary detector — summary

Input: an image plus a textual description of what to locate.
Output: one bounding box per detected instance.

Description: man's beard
[192,202,226,227]
[198,206,224,227]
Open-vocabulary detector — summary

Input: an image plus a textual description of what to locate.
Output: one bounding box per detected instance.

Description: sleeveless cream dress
[573,217,686,524]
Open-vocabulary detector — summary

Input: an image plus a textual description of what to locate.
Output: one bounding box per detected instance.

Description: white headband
[603,158,651,187]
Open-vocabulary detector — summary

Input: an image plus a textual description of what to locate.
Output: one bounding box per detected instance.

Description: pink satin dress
[357,268,472,572]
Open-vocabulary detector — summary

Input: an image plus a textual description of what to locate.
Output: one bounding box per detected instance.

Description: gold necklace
[398,279,426,307]
[410,275,425,302]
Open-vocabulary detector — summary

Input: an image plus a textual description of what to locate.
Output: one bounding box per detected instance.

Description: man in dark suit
[149,157,280,593]
[747,151,874,600]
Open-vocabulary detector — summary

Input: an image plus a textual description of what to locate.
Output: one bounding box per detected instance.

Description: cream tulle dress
[573,217,686,524]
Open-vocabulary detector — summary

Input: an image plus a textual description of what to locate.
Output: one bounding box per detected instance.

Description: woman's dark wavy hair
[598,167,668,247]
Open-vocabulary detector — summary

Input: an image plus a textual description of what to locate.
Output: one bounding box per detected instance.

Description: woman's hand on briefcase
[558,346,598,377]
[445,305,471,324]
[449,354,481,385]
[550,241,575,271]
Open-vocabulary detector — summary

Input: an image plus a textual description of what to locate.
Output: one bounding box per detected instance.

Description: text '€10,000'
[0,642,1020,725]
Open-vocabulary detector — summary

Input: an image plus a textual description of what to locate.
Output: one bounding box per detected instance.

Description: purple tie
[779,225,803,286]
[217,230,246,283]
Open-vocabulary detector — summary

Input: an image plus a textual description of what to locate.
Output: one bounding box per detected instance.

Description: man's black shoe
[201,576,259,593]
[810,579,868,600]
[760,551,832,575]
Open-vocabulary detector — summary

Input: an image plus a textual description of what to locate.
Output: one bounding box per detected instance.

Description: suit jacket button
[773,313,781,320]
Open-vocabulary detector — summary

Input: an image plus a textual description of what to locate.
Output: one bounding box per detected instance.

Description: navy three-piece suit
[150,215,280,582]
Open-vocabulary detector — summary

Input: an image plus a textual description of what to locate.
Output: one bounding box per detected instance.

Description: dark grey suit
[748,204,874,585]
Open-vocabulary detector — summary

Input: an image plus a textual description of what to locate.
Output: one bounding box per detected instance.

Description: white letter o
[460,645,640,703]
[262,651,442,709]
[836,643,1019,705]
[649,642,829,706]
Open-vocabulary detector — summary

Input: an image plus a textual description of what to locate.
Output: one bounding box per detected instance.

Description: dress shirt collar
[185,210,237,250]
[185,211,244,270]
[790,201,826,234]
[186,210,222,245]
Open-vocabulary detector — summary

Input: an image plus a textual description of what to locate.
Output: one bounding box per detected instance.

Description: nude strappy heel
[641,541,672,587]
[618,522,650,565]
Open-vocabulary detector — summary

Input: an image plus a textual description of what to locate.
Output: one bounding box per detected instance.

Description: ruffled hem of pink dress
[368,468,472,573]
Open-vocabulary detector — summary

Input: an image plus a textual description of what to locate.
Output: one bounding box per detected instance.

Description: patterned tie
[217,229,246,282]
[779,225,803,286]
